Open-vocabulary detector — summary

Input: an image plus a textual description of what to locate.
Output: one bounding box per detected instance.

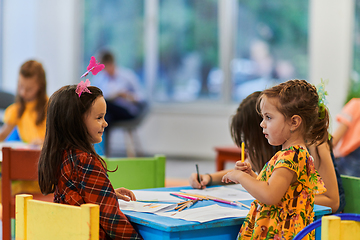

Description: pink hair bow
[75,79,92,97]
[80,56,105,78]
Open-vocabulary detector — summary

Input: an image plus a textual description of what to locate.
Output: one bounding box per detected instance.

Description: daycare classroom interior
[1,0,360,239]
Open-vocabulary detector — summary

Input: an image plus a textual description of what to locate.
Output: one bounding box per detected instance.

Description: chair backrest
[1,147,53,240]
[341,175,360,214]
[16,194,99,240]
[321,214,360,240]
[293,213,360,240]
[0,90,15,110]
[103,155,166,190]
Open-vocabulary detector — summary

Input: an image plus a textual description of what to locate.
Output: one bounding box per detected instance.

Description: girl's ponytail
[307,80,331,147]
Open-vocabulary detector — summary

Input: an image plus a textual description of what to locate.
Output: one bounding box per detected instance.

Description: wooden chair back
[1,147,53,240]
[104,154,166,190]
[341,175,360,214]
[16,194,99,240]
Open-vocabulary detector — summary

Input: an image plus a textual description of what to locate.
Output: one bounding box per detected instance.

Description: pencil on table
[241,142,245,162]
[178,202,189,212]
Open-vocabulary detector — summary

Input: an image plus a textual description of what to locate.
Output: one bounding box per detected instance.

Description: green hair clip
[316,79,328,120]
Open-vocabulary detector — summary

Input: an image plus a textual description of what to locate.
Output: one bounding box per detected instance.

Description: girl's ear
[290,115,302,131]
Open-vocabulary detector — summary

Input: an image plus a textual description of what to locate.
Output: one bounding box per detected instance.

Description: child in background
[190,91,344,213]
[0,60,48,145]
[332,98,360,177]
[222,80,328,239]
[38,84,142,240]
[189,91,281,185]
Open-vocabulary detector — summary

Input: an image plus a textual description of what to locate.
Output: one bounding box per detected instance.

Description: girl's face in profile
[84,96,108,144]
[259,96,291,147]
[18,74,40,102]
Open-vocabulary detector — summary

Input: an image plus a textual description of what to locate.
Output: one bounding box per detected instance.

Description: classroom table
[122,186,332,240]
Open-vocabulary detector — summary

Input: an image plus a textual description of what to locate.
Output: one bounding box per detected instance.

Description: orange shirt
[3,100,46,143]
[334,98,360,157]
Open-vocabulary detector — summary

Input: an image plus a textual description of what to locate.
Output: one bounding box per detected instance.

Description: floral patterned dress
[238,145,326,240]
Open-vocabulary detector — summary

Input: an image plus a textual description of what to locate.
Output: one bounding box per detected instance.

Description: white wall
[309,0,355,132]
[2,0,82,94]
[1,0,355,158]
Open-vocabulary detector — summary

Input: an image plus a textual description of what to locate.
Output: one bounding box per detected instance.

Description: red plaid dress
[54,149,142,239]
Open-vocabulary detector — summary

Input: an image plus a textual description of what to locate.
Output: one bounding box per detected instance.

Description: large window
[231,0,309,102]
[83,0,309,104]
[0,0,3,87]
[350,0,360,102]
[84,1,144,83]
[156,0,219,102]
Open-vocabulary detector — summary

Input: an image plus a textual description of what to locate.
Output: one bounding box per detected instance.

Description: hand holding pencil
[234,161,252,175]
[235,143,252,175]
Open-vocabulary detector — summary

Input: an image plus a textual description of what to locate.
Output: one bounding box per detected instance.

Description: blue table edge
[123,186,332,233]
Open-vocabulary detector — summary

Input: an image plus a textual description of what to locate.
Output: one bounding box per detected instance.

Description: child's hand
[222,170,242,184]
[189,173,210,189]
[115,187,136,201]
[235,160,252,174]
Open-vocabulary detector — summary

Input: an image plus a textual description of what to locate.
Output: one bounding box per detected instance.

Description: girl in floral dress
[222,79,328,240]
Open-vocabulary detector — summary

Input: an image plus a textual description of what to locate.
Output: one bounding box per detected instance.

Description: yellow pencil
[241,142,245,162]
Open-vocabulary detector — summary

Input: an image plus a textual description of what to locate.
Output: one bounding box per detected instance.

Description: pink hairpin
[80,56,105,78]
[75,79,92,97]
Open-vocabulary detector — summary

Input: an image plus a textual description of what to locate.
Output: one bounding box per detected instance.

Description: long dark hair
[17,60,47,125]
[38,85,107,195]
[230,91,281,173]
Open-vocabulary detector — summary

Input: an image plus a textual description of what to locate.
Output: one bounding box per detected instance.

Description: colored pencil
[241,142,245,162]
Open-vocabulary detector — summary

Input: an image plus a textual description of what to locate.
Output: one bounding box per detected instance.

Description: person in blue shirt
[92,50,147,127]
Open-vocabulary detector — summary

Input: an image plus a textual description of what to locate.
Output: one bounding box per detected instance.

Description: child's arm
[309,142,340,213]
[0,123,15,142]
[189,170,231,189]
[332,122,348,147]
[189,160,258,189]
[222,167,295,205]
[234,161,258,178]
[115,187,137,201]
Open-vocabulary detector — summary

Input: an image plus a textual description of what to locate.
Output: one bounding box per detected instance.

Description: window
[232,0,309,102]
[349,0,360,102]
[84,0,145,84]
[83,0,309,104]
[156,0,219,102]
[0,0,3,86]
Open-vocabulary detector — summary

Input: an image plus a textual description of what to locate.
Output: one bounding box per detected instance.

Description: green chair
[341,175,360,214]
[103,155,166,190]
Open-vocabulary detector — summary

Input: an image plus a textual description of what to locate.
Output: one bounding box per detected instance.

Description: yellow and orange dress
[238,145,326,240]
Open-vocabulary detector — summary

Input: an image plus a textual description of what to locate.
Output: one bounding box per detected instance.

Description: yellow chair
[322,215,360,240]
[293,213,360,240]
[103,155,166,190]
[15,194,99,240]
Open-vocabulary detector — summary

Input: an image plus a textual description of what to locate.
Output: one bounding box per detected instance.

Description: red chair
[1,147,53,240]
[214,146,242,171]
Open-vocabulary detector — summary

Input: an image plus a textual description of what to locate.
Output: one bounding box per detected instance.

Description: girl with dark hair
[188,91,281,187]
[38,84,142,240]
[0,60,48,144]
[189,89,344,214]
[222,80,328,240]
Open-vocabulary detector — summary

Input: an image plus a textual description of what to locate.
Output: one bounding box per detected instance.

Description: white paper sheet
[132,190,182,203]
[180,186,254,201]
[157,204,249,223]
[119,200,177,213]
